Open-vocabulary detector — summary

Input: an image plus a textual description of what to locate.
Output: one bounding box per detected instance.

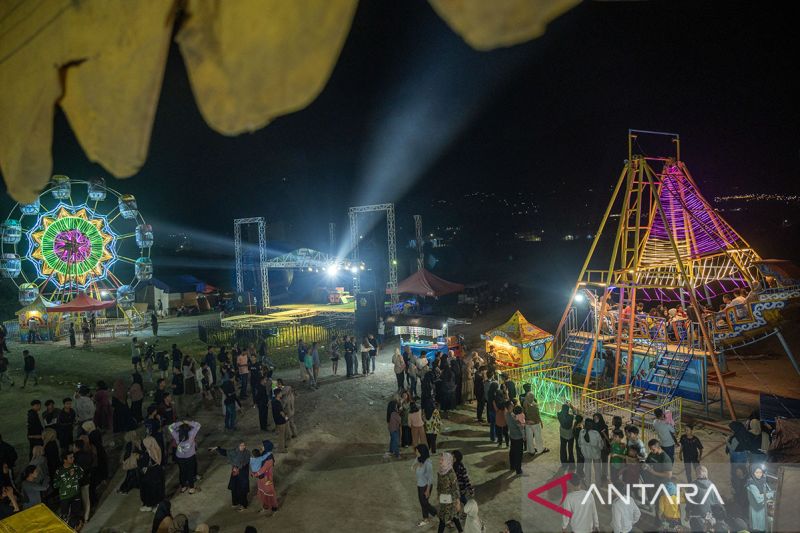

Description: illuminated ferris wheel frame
[1,177,153,308]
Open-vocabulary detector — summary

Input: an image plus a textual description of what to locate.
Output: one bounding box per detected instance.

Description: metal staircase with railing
[552,308,593,371]
[633,335,695,412]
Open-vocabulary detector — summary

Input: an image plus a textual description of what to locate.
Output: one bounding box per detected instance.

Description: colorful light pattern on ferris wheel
[27,204,118,289]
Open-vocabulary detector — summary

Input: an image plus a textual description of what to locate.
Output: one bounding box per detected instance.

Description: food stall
[481,310,553,368]
[15,295,57,341]
[387,314,463,362]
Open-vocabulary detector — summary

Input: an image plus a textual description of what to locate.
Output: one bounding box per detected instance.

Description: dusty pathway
[86,337,733,533]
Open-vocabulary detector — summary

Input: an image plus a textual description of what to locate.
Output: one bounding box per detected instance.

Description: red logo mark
[527,472,573,518]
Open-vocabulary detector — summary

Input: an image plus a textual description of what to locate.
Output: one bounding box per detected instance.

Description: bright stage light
[360,264,365,270]
[574,293,585,303]
[326,268,337,278]
[350,266,358,274]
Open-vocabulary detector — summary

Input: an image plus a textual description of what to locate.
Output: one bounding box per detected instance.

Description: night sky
[2,1,798,278]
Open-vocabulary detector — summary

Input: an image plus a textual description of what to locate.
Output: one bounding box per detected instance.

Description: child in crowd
[625,425,647,460]
[658,480,683,530]
[619,446,643,486]
[513,404,526,426]
[409,403,425,448]
[609,429,627,483]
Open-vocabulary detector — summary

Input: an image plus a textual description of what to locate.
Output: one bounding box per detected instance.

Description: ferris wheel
[1,176,153,308]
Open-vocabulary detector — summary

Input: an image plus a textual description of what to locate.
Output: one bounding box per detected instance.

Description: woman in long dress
[112,379,135,434]
[436,452,463,532]
[138,436,165,512]
[210,442,250,511]
[119,430,141,494]
[250,440,278,514]
[462,357,475,403]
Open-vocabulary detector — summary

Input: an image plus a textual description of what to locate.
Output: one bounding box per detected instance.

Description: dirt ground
[12,308,788,533]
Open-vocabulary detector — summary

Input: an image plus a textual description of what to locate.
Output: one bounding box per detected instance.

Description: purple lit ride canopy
[633,163,761,302]
[389,269,465,298]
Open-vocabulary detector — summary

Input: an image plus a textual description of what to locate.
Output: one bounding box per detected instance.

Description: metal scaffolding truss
[234,217,269,309]
[348,203,398,305]
[414,214,424,271]
[266,248,346,269]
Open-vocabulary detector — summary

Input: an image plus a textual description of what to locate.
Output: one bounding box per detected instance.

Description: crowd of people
[383,339,778,533]
[0,315,781,533]
[0,338,302,532]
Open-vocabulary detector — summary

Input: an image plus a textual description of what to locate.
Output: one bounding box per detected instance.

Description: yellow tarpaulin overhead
[0,0,577,203]
[176,0,359,136]
[429,0,581,51]
[0,504,74,533]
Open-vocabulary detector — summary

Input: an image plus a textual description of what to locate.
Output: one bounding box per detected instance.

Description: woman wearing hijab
[41,428,60,483]
[118,430,141,494]
[592,412,610,481]
[413,444,438,527]
[210,442,250,511]
[152,500,172,533]
[440,364,457,416]
[138,436,165,512]
[28,445,48,482]
[579,420,603,484]
[386,400,401,459]
[462,499,484,533]
[436,452,463,533]
[746,464,774,533]
[251,440,278,514]
[93,381,113,431]
[112,379,135,434]
[462,356,475,403]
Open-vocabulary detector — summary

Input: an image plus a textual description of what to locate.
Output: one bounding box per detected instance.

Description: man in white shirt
[377,317,385,352]
[611,485,641,533]
[562,475,599,533]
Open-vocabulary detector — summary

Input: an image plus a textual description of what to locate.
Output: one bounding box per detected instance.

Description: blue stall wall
[615,350,705,403]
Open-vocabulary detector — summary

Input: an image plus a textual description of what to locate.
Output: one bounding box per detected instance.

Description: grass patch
[0,327,203,452]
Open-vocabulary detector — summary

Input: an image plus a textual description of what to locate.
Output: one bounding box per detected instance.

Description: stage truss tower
[234,217,269,310]
[348,203,398,305]
[414,214,424,271]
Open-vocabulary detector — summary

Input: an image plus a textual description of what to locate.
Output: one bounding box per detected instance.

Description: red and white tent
[48,293,116,313]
